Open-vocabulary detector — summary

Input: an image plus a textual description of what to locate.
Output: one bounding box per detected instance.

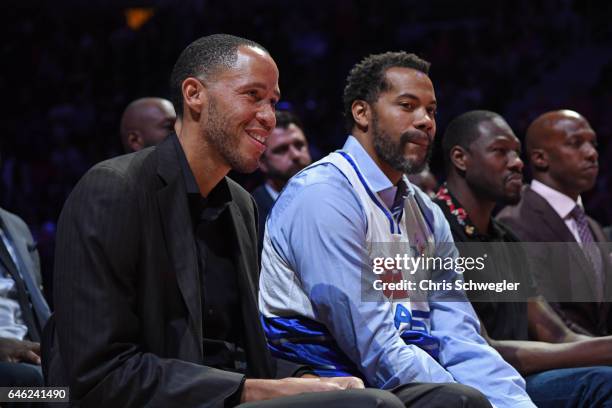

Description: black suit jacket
[497,186,612,335]
[251,185,275,252]
[46,135,288,407]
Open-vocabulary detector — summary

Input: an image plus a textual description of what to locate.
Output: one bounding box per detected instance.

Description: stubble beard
[371,113,432,175]
[205,98,259,173]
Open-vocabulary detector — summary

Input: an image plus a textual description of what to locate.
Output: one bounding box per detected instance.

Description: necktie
[0,237,41,341]
[390,180,408,225]
[570,205,604,302]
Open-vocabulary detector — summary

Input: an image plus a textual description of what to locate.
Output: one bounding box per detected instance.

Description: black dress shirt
[174,137,244,372]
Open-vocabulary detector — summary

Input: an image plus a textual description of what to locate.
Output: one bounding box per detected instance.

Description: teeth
[250,133,265,144]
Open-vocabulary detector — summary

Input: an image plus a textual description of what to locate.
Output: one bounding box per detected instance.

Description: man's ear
[450,146,469,173]
[182,77,207,120]
[127,131,144,152]
[530,148,549,172]
[351,100,371,130]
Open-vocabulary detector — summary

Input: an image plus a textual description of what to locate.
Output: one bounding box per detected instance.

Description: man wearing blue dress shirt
[259,52,535,408]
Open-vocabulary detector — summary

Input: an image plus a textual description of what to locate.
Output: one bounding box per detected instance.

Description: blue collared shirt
[263,136,534,408]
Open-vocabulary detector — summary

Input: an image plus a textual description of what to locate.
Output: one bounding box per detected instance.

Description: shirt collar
[172,133,200,195]
[342,135,414,208]
[435,183,505,241]
[171,133,231,216]
[264,183,280,201]
[530,179,582,219]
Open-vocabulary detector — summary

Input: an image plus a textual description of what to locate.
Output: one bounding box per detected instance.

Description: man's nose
[584,142,598,163]
[256,103,275,131]
[508,152,524,172]
[413,108,434,133]
[288,145,301,160]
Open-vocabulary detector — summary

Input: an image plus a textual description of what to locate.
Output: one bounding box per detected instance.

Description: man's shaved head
[120,97,177,152]
[526,110,586,154]
[526,109,598,199]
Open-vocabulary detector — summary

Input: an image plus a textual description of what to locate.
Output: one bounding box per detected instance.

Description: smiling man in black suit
[46,34,408,408]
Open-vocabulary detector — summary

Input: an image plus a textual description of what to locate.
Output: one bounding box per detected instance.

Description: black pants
[237,383,491,408]
[0,361,44,387]
[0,362,44,408]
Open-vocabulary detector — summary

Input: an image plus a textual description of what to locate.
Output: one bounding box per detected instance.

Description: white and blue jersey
[259,136,535,408]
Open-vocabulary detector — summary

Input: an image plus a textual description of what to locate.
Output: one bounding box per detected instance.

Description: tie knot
[570,205,586,221]
[395,180,408,200]
[390,180,408,219]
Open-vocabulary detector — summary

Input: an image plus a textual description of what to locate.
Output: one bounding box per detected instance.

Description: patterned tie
[390,180,409,225]
[570,205,604,302]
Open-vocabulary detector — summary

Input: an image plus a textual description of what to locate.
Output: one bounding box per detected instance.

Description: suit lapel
[525,188,575,242]
[228,198,273,378]
[3,220,51,326]
[525,187,599,297]
[156,137,203,360]
[0,218,43,340]
[0,236,18,280]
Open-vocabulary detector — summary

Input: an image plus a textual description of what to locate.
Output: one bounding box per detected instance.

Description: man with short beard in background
[252,110,311,250]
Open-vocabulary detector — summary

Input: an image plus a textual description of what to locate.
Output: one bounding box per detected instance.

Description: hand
[319,376,365,389]
[0,338,41,364]
[300,374,365,389]
[241,376,365,403]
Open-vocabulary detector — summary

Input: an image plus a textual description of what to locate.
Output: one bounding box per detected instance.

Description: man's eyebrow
[397,93,419,100]
[491,135,521,147]
[396,93,437,105]
[242,82,281,99]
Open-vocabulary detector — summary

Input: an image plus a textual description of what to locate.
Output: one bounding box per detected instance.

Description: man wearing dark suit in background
[498,110,612,336]
[0,147,51,390]
[252,111,311,250]
[47,34,405,408]
[0,204,51,388]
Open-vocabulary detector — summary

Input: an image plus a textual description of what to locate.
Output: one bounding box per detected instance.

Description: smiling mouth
[246,131,267,145]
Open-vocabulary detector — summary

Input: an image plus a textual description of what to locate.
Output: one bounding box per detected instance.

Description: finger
[318,382,344,392]
[21,350,41,365]
[345,377,365,389]
[29,342,41,354]
[323,376,365,390]
[320,377,350,389]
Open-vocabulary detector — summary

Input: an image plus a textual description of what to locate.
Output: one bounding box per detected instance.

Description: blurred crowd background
[2,0,611,304]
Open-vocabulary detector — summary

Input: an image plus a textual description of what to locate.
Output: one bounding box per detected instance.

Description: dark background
[2,0,611,306]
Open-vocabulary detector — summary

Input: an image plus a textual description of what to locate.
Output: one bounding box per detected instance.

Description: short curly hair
[342,52,430,131]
